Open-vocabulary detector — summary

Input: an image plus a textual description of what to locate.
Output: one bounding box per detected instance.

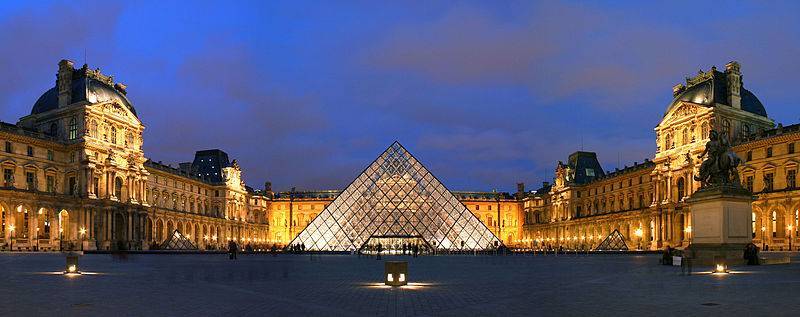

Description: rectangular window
[788,170,797,189]
[488,205,492,211]
[4,141,11,153]
[70,152,75,163]
[26,171,35,190]
[46,175,55,193]
[93,177,99,195]
[26,146,33,157]
[767,147,773,158]
[747,151,752,161]
[475,205,480,211]
[47,150,54,161]
[745,175,754,192]
[3,169,12,187]
[790,143,796,154]
[68,177,76,195]
[577,191,581,198]
[764,173,774,192]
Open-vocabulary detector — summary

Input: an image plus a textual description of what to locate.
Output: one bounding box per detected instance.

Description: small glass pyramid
[289,142,503,251]
[160,229,198,250]
[594,229,628,251]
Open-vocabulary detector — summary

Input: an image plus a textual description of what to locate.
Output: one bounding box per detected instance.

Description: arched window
[110,127,117,145]
[48,122,58,137]
[68,117,77,140]
[752,212,757,238]
[743,124,751,139]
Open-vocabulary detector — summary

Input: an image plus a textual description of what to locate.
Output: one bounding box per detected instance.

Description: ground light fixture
[65,251,82,275]
[385,261,408,286]
[713,256,729,274]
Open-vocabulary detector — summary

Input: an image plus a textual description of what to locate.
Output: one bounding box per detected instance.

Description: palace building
[522,61,800,252]
[0,59,797,252]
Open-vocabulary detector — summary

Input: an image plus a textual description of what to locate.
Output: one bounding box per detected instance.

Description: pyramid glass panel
[594,229,629,251]
[289,142,503,251]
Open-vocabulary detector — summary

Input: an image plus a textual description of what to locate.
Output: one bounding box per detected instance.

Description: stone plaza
[1,252,799,316]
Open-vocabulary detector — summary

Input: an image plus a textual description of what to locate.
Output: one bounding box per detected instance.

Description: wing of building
[0,59,796,252]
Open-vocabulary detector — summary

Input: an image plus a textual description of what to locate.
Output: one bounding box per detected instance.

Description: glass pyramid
[160,230,198,250]
[289,142,503,252]
[594,229,628,251]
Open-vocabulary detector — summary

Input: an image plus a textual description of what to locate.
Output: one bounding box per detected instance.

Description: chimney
[725,61,742,109]
[57,59,75,107]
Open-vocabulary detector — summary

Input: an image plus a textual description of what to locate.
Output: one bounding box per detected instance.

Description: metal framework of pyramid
[160,230,198,250]
[289,142,503,252]
[594,229,628,251]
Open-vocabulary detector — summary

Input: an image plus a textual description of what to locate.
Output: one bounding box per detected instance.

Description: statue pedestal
[686,185,754,266]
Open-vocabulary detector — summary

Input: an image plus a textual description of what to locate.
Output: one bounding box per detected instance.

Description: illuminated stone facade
[2,59,797,252]
[523,61,800,252]
[0,60,269,251]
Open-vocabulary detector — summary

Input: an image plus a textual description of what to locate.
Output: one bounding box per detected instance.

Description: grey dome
[663,70,766,118]
[31,76,137,116]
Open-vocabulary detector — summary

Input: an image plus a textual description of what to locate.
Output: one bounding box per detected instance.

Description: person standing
[682,247,695,275]
[377,243,383,260]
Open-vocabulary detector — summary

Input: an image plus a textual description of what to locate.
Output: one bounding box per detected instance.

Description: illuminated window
[68,117,77,140]
[110,127,117,144]
[788,170,797,189]
[752,212,756,238]
[772,211,777,238]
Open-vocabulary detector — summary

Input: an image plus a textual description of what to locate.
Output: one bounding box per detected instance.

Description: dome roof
[31,76,137,117]
[663,70,766,118]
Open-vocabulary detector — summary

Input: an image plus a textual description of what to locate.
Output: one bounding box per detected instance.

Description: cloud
[0,2,124,118]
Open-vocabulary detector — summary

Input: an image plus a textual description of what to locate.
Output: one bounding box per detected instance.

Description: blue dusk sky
[0,1,799,192]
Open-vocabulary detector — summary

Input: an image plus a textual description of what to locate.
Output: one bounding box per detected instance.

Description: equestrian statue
[694,130,742,189]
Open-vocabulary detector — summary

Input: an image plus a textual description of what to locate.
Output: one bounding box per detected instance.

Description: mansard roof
[664,68,766,118]
[32,66,137,117]
[567,151,605,184]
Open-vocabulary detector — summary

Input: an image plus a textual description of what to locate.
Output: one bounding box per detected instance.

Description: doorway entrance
[360,235,432,255]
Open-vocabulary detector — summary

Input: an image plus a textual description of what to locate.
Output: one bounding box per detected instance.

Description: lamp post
[788,225,793,251]
[79,227,86,251]
[9,225,14,251]
[36,228,40,251]
[59,228,63,252]
[761,226,766,250]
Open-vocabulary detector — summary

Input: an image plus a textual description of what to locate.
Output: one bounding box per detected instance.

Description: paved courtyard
[1,252,799,316]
